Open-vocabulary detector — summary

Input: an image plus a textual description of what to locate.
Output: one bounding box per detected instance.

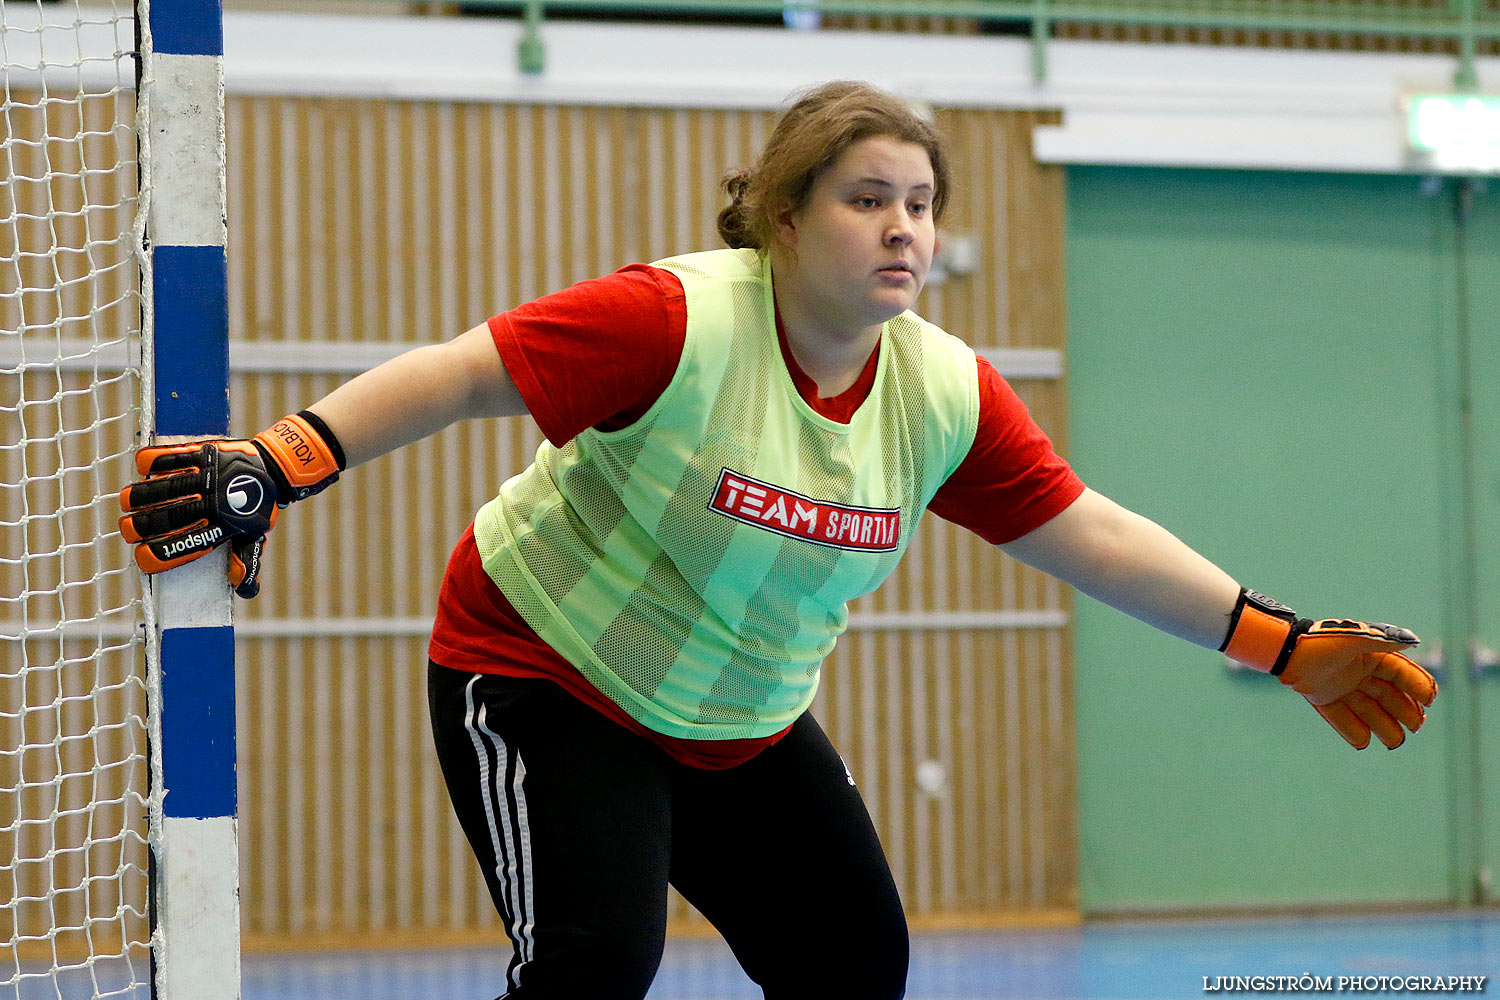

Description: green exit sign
[1406,93,1500,173]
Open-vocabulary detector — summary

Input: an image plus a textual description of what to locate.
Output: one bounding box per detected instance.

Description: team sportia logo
[708,468,900,552]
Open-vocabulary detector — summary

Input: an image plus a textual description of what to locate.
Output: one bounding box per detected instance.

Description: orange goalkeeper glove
[119,412,343,598]
[1220,588,1437,749]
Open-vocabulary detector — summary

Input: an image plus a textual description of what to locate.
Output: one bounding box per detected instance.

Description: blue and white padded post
[136,0,240,996]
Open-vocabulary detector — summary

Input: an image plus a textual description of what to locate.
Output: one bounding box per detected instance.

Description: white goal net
[1,2,152,998]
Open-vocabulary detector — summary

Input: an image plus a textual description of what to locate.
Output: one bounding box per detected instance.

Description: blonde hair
[717,81,951,251]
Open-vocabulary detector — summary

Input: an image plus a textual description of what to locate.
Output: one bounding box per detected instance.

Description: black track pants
[428,662,909,1000]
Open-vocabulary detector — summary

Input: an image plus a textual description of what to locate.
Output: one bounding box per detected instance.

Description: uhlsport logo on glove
[161,525,225,559]
[226,474,266,516]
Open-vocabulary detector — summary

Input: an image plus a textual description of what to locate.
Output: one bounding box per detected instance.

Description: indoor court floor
[239,909,1499,1000]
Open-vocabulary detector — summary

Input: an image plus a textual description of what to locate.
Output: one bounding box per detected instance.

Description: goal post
[1,0,238,997]
[139,0,240,996]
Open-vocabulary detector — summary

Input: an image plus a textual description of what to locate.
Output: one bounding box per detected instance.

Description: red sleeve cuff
[927,356,1085,545]
[981,475,1086,545]
[489,312,570,446]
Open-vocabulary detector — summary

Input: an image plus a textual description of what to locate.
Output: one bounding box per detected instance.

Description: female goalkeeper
[119,81,1436,1000]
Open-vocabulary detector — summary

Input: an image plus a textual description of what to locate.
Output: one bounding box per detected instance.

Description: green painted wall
[1065,167,1495,911]
[1461,182,1500,903]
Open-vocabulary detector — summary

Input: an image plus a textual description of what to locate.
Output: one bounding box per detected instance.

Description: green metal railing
[414,0,1500,85]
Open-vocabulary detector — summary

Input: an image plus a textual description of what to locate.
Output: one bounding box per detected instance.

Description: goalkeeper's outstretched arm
[1001,487,1242,650]
[305,323,528,468]
[120,324,527,597]
[1001,488,1437,750]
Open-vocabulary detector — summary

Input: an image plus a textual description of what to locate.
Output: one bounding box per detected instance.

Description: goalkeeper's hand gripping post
[119,412,344,598]
[1220,588,1437,750]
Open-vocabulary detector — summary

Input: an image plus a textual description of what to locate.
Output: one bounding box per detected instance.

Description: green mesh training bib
[474,248,979,740]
